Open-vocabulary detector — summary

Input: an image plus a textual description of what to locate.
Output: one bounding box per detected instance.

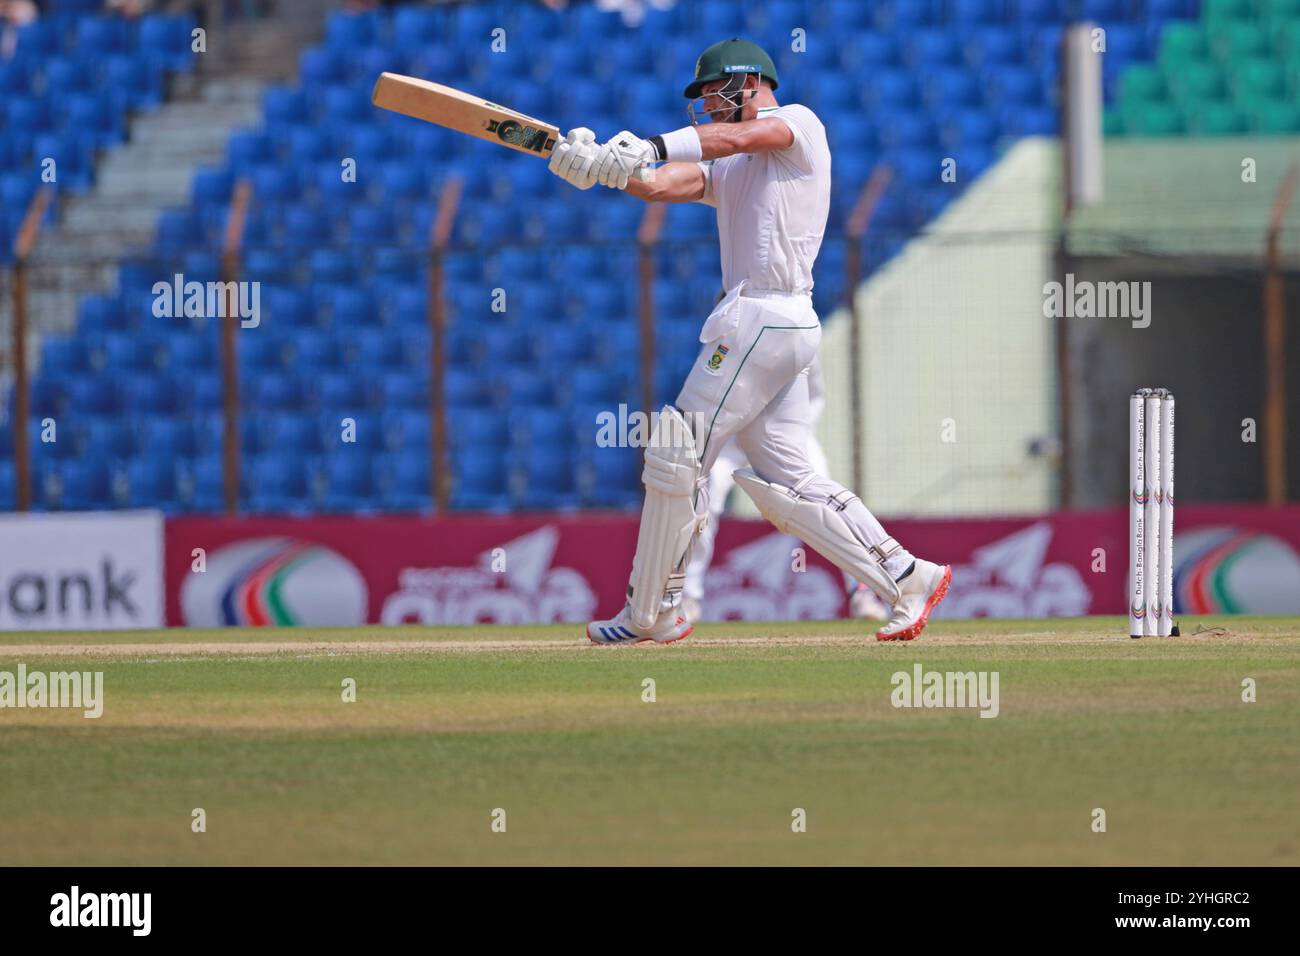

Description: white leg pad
[628,407,705,629]
[733,468,902,606]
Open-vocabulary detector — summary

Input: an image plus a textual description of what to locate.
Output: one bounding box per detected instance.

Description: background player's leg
[683,439,746,622]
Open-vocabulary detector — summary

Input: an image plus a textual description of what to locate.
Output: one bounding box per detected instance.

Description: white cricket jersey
[697,103,831,296]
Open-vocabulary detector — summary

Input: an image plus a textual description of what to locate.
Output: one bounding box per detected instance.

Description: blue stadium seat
[251,164,301,203]
[247,374,306,411]
[509,407,575,449]
[865,69,921,109]
[299,46,347,87]
[191,167,233,206]
[138,13,196,72]
[136,416,198,459]
[984,64,1045,105]
[245,453,314,513]
[256,413,323,455]
[908,29,964,68]
[319,453,376,512]
[451,447,509,511]
[378,451,433,511]
[314,372,370,412]
[382,371,429,409]
[380,409,430,453]
[40,335,90,375]
[351,328,404,369]
[513,446,578,510]
[449,407,510,450]
[939,108,1003,148]
[55,459,114,510]
[177,455,224,511]
[378,162,429,202]
[104,56,163,110]
[325,10,381,49]
[309,249,354,286]
[925,68,981,108]
[122,458,179,510]
[1013,0,1066,24]
[76,416,135,463]
[966,25,1024,67]
[582,446,642,509]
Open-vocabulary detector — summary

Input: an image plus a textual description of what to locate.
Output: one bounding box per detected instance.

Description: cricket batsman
[547,38,950,644]
[681,354,890,624]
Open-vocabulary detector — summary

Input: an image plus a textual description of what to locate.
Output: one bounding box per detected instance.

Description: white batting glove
[594,130,656,189]
[548,127,599,190]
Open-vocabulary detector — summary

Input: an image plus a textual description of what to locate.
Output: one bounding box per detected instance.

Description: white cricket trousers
[674,289,911,581]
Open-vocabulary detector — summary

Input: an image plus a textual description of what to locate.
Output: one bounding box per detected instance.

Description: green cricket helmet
[683,37,780,100]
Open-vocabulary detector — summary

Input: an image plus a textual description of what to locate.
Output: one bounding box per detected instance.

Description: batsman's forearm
[623,162,705,203]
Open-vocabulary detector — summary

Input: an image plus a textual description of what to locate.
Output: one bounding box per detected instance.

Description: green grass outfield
[1,616,1297,866]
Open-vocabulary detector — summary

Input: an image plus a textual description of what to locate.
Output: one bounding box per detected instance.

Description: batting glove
[594,130,656,189]
[548,127,600,190]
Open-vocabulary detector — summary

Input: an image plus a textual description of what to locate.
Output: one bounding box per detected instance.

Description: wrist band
[656,126,703,163]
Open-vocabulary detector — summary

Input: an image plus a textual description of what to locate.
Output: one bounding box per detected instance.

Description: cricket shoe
[587,603,694,645]
[848,582,889,621]
[875,560,951,642]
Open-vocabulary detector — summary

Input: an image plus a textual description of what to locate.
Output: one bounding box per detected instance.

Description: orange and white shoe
[587,602,694,645]
[875,560,951,642]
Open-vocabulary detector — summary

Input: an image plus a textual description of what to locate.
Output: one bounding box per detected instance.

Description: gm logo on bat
[486,118,556,153]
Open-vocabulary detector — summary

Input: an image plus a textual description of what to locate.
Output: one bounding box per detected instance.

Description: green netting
[1067,136,1300,260]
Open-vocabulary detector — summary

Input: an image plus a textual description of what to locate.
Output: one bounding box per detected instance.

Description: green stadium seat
[1122,101,1185,135]
[1231,57,1288,99]
[1103,109,1125,136]
[1159,23,1210,68]
[1276,24,1300,64]
[1167,60,1227,101]
[1210,22,1270,62]
[1247,99,1300,132]
[1120,64,1167,102]
[1202,0,1254,21]
[1261,0,1300,19]
[1185,100,1248,135]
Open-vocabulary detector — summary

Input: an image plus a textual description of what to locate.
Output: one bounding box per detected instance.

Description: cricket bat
[371,72,652,178]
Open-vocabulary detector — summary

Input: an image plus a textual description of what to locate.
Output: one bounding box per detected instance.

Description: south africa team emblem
[707,343,730,370]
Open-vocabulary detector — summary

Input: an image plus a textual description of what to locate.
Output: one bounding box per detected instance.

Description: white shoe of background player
[680,596,703,623]
[848,582,889,621]
[587,602,694,645]
[875,559,952,642]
